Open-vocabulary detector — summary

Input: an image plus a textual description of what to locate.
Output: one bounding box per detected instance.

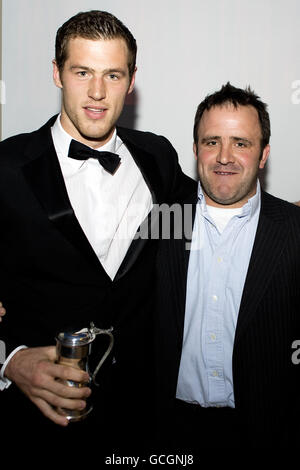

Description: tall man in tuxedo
[155,83,300,449]
[0,10,194,451]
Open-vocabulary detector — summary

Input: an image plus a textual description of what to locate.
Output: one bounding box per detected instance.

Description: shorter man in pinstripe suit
[155,83,300,449]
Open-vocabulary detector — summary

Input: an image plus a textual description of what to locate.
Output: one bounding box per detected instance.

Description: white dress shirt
[52,116,153,279]
[0,115,153,390]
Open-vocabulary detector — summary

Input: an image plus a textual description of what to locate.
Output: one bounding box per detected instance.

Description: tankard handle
[88,322,114,386]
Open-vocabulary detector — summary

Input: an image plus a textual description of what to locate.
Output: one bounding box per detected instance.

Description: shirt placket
[201,219,224,405]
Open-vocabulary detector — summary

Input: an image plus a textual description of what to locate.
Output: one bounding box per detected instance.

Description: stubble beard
[63,106,115,146]
[200,169,259,206]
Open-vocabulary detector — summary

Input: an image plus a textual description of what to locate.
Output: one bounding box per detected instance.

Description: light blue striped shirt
[176,181,261,407]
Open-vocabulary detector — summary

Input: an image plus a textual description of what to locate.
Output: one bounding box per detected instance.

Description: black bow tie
[68,139,121,174]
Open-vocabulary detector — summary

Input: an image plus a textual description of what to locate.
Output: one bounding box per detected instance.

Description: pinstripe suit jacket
[155,189,300,447]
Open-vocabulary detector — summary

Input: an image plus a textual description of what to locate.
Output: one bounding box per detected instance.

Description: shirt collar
[51,114,120,168]
[197,179,261,220]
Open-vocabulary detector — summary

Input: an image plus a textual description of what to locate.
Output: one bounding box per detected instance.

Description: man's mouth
[86,107,105,112]
[83,106,107,119]
[214,171,238,175]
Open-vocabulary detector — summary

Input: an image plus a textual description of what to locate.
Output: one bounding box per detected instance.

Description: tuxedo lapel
[117,127,164,204]
[114,210,152,281]
[234,192,288,344]
[21,119,103,272]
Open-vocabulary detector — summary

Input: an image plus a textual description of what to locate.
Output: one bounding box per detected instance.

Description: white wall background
[2,0,300,202]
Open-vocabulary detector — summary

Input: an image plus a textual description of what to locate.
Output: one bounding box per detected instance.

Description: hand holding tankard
[55,322,114,422]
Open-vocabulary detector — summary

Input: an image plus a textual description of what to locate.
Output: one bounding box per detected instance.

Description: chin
[79,126,112,142]
[207,191,239,206]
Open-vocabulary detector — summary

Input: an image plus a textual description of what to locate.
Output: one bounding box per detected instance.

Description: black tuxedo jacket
[155,189,300,448]
[0,115,196,450]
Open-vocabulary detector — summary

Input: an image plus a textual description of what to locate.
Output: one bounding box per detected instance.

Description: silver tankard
[55,322,114,422]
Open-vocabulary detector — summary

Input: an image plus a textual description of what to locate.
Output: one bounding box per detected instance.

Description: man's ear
[259,144,270,169]
[52,60,63,89]
[193,142,198,160]
[127,66,137,95]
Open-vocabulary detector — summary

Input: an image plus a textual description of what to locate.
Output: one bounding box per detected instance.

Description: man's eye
[77,71,88,77]
[108,74,119,80]
[236,142,246,148]
[207,141,217,146]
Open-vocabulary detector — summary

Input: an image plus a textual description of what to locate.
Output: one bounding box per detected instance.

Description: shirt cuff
[0,345,28,390]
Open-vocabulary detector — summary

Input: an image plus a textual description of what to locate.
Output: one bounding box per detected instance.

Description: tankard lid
[56,330,94,347]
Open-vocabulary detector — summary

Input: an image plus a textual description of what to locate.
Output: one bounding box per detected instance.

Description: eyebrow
[201,136,221,143]
[232,136,252,145]
[70,65,93,71]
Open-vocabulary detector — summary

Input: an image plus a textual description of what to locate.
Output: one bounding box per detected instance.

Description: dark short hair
[193,82,271,151]
[55,10,137,80]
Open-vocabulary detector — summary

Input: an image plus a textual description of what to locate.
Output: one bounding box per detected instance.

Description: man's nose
[88,77,106,101]
[216,144,235,164]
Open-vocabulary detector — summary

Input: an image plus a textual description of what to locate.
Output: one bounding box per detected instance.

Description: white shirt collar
[51,114,120,169]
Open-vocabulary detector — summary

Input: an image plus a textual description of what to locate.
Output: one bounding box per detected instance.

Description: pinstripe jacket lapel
[234,191,288,344]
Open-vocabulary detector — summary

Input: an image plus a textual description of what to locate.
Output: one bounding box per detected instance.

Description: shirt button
[210,333,216,341]
[212,370,219,377]
[217,256,223,263]
[212,294,218,302]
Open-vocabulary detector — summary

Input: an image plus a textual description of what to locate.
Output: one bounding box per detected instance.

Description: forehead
[64,36,130,67]
[198,104,261,138]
